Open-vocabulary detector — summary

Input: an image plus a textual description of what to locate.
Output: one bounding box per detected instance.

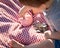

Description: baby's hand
[44,30,51,39]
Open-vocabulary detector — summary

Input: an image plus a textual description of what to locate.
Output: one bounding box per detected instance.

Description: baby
[0,0,54,48]
[9,0,53,47]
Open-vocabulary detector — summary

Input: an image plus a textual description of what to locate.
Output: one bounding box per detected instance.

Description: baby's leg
[25,39,54,48]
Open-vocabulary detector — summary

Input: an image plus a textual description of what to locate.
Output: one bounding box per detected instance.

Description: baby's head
[19,0,53,10]
[19,0,49,7]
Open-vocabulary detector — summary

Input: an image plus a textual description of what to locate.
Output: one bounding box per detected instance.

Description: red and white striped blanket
[0,0,50,48]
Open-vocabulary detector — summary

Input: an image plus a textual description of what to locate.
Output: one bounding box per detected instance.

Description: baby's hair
[19,0,49,7]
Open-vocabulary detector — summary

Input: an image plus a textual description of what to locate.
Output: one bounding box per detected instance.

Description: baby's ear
[11,39,25,48]
[41,4,47,9]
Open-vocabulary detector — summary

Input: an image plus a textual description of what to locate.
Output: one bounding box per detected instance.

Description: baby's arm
[44,30,60,40]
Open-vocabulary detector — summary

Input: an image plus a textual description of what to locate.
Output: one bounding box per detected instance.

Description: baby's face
[31,7,43,14]
[30,4,47,14]
[30,0,53,13]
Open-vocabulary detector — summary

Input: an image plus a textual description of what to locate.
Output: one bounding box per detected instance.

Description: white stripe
[0,8,17,22]
[0,22,19,26]
[3,10,18,23]
[19,6,25,13]
[0,22,13,26]
[9,0,21,10]
[43,11,47,16]
[0,2,18,16]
